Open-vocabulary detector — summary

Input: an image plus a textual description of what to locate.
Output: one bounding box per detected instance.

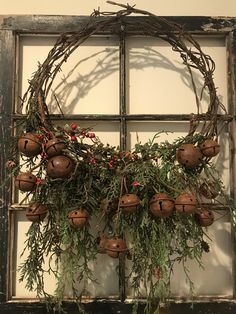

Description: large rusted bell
[15,172,37,191]
[200,181,219,199]
[175,193,197,214]
[18,133,42,157]
[119,194,140,213]
[200,139,220,157]
[47,155,74,178]
[45,138,67,157]
[105,237,127,258]
[149,193,174,218]
[26,203,48,222]
[195,208,214,227]
[68,209,88,228]
[176,143,202,169]
[97,235,108,254]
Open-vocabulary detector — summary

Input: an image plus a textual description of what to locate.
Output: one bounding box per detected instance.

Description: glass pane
[127,37,227,114]
[13,211,120,298]
[126,121,232,296]
[127,121,230,188]
[12,211,56,297]
[18,35,119,115]
[127,212,233,297]
[170,212,233,297]
[12,122,120,298]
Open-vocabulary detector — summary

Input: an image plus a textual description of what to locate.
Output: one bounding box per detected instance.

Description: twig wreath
[6,1,235,313]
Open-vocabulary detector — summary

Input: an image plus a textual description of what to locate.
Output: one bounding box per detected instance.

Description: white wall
[1,0,236,16]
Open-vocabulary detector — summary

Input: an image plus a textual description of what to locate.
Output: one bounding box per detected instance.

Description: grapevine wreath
[6,1,235,313]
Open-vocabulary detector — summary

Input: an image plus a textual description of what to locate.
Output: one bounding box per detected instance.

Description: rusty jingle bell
[149,193,174,218]
[68,209,88,228]
[47,155,74,178]
[175,193,197,214]
[119,194,140,213]
[15,172,37,191]
[200,139,220,158]
[176,143,202,169]
[45,137,67,157]
[18,133,42,157]
[97,235,108,254]
[105,237,127,258]
[195,208,215,227]
[26,202,48,222]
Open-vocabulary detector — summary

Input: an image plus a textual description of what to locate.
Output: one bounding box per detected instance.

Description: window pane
[18,35,119,115]
[126,121,232,296]
[127,37,227,114]
[126,213,233,297]
[13,213,120,298]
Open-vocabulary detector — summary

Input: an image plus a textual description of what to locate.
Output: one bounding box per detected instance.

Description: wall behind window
[1,0,236,16]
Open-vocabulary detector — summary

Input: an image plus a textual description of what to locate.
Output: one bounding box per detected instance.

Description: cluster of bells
[176,140,220,168]
[15,133,219,258]
[23,191,215,259]
[15,133,75,192]
[15,133,220,192]
[24,203,127,259]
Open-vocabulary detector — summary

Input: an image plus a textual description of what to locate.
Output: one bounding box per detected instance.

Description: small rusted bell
[200,181,219,199]
[195,208,214,227]
[15,172,37,191]
[176,143,202,169]
[200,139,220,157]
[47,155,74,178]
[18,133,42,157]
[105,237,127,258]
[149,193,174,218]
[175,193,197,214]
[119,194,140,213]
[45,138,67,157]
[68,209,88,228]
[26,202,48,222]
[97,235,108,254]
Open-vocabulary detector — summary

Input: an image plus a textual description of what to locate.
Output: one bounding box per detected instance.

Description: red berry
[40,152,48,158]
[80,131,86,138]
[89,132,95,139]
[70,135,77,141]
[108,160,113,169]
[37,134,44,141]
[70,123,77,131]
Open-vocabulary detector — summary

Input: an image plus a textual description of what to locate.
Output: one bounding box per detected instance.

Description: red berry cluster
[69,123,96,142]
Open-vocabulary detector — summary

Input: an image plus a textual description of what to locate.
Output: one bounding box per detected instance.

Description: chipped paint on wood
[0,30,14,303]
[0,15,235,34]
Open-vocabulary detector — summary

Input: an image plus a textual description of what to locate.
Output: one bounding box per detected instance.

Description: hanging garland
[6,1,235,313]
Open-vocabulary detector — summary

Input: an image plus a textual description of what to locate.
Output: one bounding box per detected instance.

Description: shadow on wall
[170,212,233,297]
[38,37,216,115]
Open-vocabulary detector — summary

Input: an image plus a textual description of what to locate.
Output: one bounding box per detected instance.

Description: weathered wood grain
[0,30,15,302]
[227,29,236,298]
[0,15,235,34]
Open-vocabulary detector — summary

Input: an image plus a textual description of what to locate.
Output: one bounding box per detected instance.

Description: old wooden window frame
[0,15,236,314]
